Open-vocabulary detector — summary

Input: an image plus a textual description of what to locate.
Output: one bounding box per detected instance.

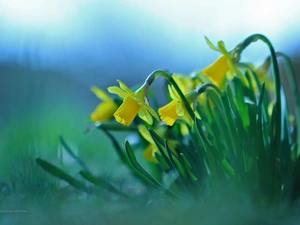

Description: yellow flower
[255,63,274,92]
[172,74,193,94]
[138,125,178,163]
[158,84,193,126]
[90,86,118,122]
[108,80,159,126]
[202,37,241,87]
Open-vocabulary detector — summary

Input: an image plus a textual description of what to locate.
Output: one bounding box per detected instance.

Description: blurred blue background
[0,0,299,177]
[0,0,299,85]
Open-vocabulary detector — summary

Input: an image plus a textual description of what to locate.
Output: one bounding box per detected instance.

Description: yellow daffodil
[90,86,118,122]
[255,63,275,92]
[108,80,159,126]
[139,125,178,163]
[172,74,193,94]
[158,84,193,126]
[143,145,159,163]
[202,37,241,87]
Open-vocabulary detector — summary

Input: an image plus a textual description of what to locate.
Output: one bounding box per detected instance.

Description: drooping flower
[138,125,178,163]
[90,86,118,122]
[202,37,241,87]
[108,80,159,126]
[158,84,193,126]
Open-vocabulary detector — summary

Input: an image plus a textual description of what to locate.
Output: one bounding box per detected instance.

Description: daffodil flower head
[202,37,241,87]
[138,124,179,163]
[158,84,193,126]
[172,74,193,95]
[107,80,159,126]
[138,125,158,163]
[90,86,118,122]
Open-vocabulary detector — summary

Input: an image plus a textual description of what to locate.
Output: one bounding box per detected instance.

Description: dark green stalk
[96,122,138,131]
[194,82,223,96]
[233,34,281,159]
[233,34,282,204]
[276,52,300,156]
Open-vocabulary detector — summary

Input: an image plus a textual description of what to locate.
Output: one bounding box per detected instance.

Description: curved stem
[233,34,281,159]
[233,34,282,204]
[195,82,223,96]
[144,69,195,119]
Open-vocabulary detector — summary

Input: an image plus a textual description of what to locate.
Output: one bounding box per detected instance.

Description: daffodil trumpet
[108,80,159,126]
[202,37,242,87]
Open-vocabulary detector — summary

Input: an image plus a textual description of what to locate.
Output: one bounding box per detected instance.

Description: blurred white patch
[0,0,79,27]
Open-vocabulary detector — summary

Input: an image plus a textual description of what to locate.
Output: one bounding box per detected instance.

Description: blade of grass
[59,135,90,172]
[36,158,87,191]
[79,170,137,201]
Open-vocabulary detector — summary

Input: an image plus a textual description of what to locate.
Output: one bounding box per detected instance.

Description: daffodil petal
[205,36,220,52]
[143,102,159,121]
[90,101,118,122]
[217,40,229,55]
[138,107,153,125]
[108,86,129,99]
[117,79,135,95]
[172,74,190,95]
[91,86,112,101]
[176,101,185,116]
[138,124,154,144]
[168,85,181,101]
[143,145,158,163]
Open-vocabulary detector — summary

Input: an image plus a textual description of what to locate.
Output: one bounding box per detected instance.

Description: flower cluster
[90,36,278,165]
[90,37,242,128]
[37,34,300,206]
[85,34,299,204]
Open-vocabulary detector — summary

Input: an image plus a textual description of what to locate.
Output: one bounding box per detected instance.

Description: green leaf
[36,158,87,191]
[233,77,250,128]
[79,170,133,200]
[125,140,183,199]
[155,152,171,171]
[179,153,198,182]
[96,122,138,131]
[101,128,129,165]
[220,158,235,178]
[59,135,90,172]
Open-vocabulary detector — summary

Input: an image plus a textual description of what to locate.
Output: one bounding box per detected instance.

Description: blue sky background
[0,0,299,86]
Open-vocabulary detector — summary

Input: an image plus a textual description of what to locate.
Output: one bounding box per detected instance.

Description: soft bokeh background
[0,0,300,191]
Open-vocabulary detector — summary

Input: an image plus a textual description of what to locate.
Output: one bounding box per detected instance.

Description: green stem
[95,122,138,131]
[233,34,281,159]
[277,52,300,156]
[144,69,195,119]
[194,82,222,96]
[233,34,282,204]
